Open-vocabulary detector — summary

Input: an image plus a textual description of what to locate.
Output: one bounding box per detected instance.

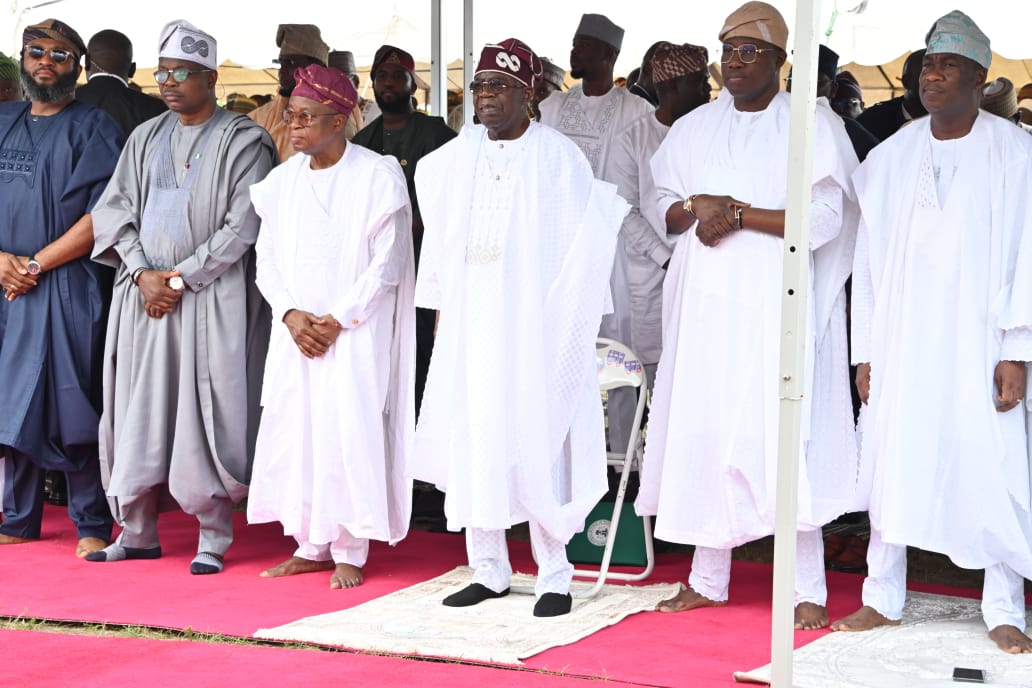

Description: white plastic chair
[569,338,656,599]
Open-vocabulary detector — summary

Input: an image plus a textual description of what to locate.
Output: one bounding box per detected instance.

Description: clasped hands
[284,309,342,359]
[0,253,38,301]
[691,194,749,247]
[137,269,184,319]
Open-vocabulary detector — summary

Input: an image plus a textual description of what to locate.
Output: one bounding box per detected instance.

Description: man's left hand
[0,254,38,301]
[994,360,1027,412]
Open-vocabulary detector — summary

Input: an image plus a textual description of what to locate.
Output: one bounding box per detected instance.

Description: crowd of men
[0,2,1030,652]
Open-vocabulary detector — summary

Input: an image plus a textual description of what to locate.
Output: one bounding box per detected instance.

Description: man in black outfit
[855,49,926,142]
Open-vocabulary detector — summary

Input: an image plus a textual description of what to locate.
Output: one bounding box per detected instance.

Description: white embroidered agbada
[636,91,860,548]
[603,112,674,366]
[411,121,629,543]
[246,142,416,546]
[851,112,1032,577]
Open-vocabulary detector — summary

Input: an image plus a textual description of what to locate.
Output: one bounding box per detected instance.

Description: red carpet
[0,505,984,687]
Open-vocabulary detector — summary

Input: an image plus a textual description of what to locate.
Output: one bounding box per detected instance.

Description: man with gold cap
[411,38,628,617]
[539,12,654,464]
[831,11,1032,653]
[603,42,711,388]
[636,1,859,630]
[246,64,415,590]
[249,24,359,161]
[0,18,122,558]
[88,19,276,575]
[0,52,20,102]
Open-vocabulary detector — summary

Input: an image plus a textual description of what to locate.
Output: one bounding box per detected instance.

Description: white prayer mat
[734,592,1032,687]
[255,566,680,665]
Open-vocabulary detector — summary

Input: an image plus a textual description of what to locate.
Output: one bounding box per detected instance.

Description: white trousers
[689,529,827,605]
[862,528,1027,631]
[294,531,370,568]
[467,521,574,597]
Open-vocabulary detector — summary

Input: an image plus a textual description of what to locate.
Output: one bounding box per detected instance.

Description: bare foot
[656,586,727,613]
[259,556,334,578]
[76,537,108,558]
[794,602,829,630]
[989,625,1032,654]
[830,605,901,632]
[330,563,364,589]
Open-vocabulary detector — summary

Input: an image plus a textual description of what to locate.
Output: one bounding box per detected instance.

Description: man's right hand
[137,269,183,318]
[284,309,334,359]
[856,362,871,404]
[693,195,750,247]
[0,252,38,301]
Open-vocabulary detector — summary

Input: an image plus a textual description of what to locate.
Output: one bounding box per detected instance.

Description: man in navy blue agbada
[0,18,122,557]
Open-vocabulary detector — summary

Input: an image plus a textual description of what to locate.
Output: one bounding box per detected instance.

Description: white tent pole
[770,0,821,686]
[462,0,475,126]
[430,0,446,117]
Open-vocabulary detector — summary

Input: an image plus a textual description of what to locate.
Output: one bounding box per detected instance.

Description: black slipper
[533,592,572,617]
[442,583,509,607]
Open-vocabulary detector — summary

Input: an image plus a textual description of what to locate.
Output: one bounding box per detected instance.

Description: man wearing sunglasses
[638,1,859,630]
[0,19,122,559]
[89,19,275,576]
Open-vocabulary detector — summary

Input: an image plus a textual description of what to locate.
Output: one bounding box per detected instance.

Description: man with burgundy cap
[89,19,275,575]
[832,11,1032,653]
[0,18,121,557]
[603,42,711,391]
[247,64,415,589]
[249,24,348,162]
[637,1,859,629]
[540,12,653,465]
[354,46,455,433]
[411,38,628,617]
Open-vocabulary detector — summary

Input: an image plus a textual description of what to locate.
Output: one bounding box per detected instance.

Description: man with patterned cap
[540,13,653,460]
[88,19,276,575]
[411,38,628,617]
[353,45,455,428]
[247,64,415,590]
[0,52,20,102]
[530,57,565,121]
[831,11,1032,653]
[249,24,352,161]
[603,42,711,392]
[0,18,122,557]
[636,1,860,630]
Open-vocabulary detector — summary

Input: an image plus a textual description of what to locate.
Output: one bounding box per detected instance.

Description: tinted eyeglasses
[281,109,338,127]
[26,46,74,63]
[469,79,522,96]
[720,44,775,64]
[154,67,212,85]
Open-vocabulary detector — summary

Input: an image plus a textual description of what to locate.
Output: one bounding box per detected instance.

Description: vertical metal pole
[771,1,821,686]
[430,0,446,117]
[462,0,475,127]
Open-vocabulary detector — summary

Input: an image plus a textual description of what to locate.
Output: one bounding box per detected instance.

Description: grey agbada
[91,107,274,524]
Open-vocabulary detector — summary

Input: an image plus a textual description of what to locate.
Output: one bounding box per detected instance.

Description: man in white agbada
[539,13,653,453]
[411,38,628,617]
[635,1,859,630]
[89,20,276,574]
[246,64,414,589]
[830,12,1032,654]
[603,42,713,383]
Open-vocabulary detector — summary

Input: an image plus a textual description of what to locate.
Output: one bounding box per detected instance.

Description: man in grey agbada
[87,19,274,574]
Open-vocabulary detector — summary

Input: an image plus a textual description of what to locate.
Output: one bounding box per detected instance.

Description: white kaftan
[246,142,415,547]
[411,122,629,543]
[636,92,860,548]
[851,112,1032,577]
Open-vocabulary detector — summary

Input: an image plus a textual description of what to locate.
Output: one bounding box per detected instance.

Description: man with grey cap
[530,57,565,121]
[832,11,1032,653]
[328,50,366,135]
[248,24,331,161]
[88,19,276,575]
[540,13,653,460]
[638,1,859,630]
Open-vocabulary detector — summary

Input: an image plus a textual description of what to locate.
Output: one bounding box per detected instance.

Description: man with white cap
[637,1,859,629]
[88,19,276,575]
[411,38,628,617]
[831,11,1032,653]
[539,13,653,462]
[247,64,414,590]
[603,42,712,389]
